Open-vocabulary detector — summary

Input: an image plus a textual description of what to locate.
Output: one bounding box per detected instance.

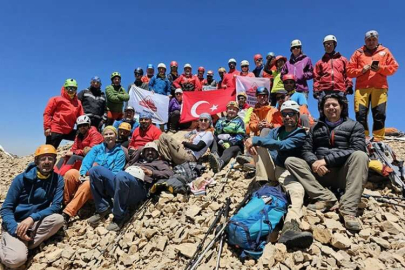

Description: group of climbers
[0,29,399,268]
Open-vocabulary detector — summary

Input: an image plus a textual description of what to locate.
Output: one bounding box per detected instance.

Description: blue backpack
[226,185,288,259]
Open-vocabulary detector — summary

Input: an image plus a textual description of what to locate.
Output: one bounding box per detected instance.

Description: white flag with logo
[235,76,271,107]
[128,86,170,124]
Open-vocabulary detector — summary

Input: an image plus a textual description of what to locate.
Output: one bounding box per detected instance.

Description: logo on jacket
[139,96,157,112]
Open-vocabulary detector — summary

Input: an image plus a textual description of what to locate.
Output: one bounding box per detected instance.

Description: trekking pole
[215,197,231,270]
[362,194,405,208]
[185,206,225,270]
[362,194,405,201]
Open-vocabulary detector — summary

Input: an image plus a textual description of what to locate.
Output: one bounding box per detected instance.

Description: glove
[217,134,231,141]
[346,87,354,95]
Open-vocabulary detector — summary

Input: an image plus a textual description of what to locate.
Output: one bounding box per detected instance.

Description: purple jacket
[281,54,314,93]
[169,98,182,113]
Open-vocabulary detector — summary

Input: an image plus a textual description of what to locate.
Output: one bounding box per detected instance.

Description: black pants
[46,130,77,149]
[211,138,243,166]
[55,155,83,169]
[168,110,191,131]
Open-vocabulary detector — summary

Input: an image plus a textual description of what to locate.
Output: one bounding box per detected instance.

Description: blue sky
[1,0,404,156]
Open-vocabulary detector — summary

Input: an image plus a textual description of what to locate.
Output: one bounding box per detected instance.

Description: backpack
[226,184,288,260]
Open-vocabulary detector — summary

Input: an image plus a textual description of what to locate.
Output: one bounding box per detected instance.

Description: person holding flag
[148,63,171,96]
[173,64,202,91]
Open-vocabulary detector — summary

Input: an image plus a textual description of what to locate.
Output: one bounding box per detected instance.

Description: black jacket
[302,117,366,168]
[77,87,107,120]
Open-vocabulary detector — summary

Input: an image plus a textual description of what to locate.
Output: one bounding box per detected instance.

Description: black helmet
[134,67,144,76]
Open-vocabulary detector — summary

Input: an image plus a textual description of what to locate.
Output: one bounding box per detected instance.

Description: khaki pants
[285,151,368,216]
[0,214,64,269]
[254,146,305,223]
[157,133,196,165]
[63,169,92,217]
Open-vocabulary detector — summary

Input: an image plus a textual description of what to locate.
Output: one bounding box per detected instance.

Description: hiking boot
[278,219,313,249]
[236,154,254,165]
[341,214,362,231]
[209,152,223,173]
[87,208,111,227]
[307,200,337,213]
[106,219,125,232]
[62,212,70,231]
[242,163,256,172]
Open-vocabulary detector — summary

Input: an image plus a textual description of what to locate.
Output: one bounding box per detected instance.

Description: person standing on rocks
[347,30,399,141]
[285,93,368,231]
[43,78,84,148]
[88,142,173,231]
[244,100,313,249]
[105,72,130,125]
[0,145,64,268]
[62,126,126,230]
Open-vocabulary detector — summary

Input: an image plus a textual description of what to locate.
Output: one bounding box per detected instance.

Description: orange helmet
[198,66,205,72]
[34,145,57,157]
[282,74,297,82]
[170,61,178,67]
[254,54,263,62]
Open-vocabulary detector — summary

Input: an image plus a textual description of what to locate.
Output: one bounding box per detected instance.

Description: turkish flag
[180,88,236,123]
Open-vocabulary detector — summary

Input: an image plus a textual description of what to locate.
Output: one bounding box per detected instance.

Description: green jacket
[105,85,130,113]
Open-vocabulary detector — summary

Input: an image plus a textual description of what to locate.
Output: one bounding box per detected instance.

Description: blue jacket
[113,119,139,137]
[148,75,171,96]
[1,163,64,236]
[252,126,307,167]
[80,143,126,175]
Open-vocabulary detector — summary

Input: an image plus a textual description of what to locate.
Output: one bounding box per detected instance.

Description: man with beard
[0,145,64,268]
[221,58,239,90]
[117,122,132,149]
[217,67,226,89]
[113,106,139,137]
[173,64,202,91]
[89,142,173,231]
[77,76,107,130]
[202,70,217,89]
[128,112,162,153]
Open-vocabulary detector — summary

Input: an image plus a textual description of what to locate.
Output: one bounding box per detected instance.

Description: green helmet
[64,78,78,88]
[110,72,121,80]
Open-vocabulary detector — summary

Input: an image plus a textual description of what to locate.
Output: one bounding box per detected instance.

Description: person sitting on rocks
[128,112,162,156]
[245,100,313,249]
[113,106,139,138]
[87,142,173,231]
[249,86,282,136]
[62,126,126,229]
[117,122,132,149]
[208,101,246,173]
[285,93,368,231]
[55,115,104,176]
[0,145,64,269]
[157,113,214,165]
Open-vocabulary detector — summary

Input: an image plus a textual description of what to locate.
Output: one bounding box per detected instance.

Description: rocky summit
[1,138,405,270]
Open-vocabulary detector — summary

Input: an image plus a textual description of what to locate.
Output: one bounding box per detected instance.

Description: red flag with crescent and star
[180,88,236,123]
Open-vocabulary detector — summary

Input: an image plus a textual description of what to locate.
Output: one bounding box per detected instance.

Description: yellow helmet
[34,145,57,157]
[118,122,132,132]
[227,101,239,109]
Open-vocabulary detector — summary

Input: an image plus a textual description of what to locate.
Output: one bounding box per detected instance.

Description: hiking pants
[63,169,92,217]
[45,130,77,149]
[254,146,305,223]
[211,137,243,167]
[168,110,181,131]
[157,133,196,165]
[285,151,368,216]
[355,88,388,140]
[89,166,115,214]
[113,171,148,220]
[0,214,63,269]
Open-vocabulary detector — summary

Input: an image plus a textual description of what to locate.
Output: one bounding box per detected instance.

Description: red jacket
[221,69,240,90]
[43,87,84,134]
[313,52,353,93]
[173,74,202,91]
[129,124,162,150]
[71,126,104,156]
[347,45,399,89]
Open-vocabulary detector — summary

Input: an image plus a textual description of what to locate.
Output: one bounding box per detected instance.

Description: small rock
[320,245,334,256]
[381,220,402,235]
[363,257,385,270]
[156,236,168,251]
[324,218,345,230]
[174,243,197,258]
[293,251,304,263]
[45,249,63,263]
[258,243,276,268]
[313,227,332,244]
[144,228,157,239]
[185,205,202,219]
[331,233,352,249]
[359,228,372,239]
[371,237,390,249]
[95,227,108,236]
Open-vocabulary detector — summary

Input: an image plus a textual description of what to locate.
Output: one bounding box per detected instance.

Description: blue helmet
[256,86,269,96]
[91,76,101,84]
[147,64,154,70]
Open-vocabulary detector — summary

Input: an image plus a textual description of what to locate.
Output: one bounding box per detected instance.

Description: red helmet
[254,54,263,62]
[282,74,297,82]
[198,66,205,72]
[170,61,178,67]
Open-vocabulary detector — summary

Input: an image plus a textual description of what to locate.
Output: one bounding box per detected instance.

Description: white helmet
[290,39,302,48]
[365,30,379,40]
[280,100,300,113]
[125,166,145,181]
[323,35,337,44]
[143,142,158,152]
[240,60,249,66]
[184,63,192,69]
[228,58,237,64]
[76,115,91,126]
[157,63,166,69]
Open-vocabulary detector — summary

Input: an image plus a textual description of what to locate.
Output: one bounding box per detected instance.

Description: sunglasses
[78,124,89,128]
[276,95,286,101]
[255,59,263,62]
[281,111,297,117]
[291,46,301,50]
[139,118,150,121]
[175,93,182,95]
[241,65,248,68]
[199,118,209,123]
[66,87,77,91]
[238,96,246,100]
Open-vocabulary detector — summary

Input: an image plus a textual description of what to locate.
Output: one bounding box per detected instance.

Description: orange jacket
[249,104,282,135]
[347,45,398,89]
[300,105,315,126]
